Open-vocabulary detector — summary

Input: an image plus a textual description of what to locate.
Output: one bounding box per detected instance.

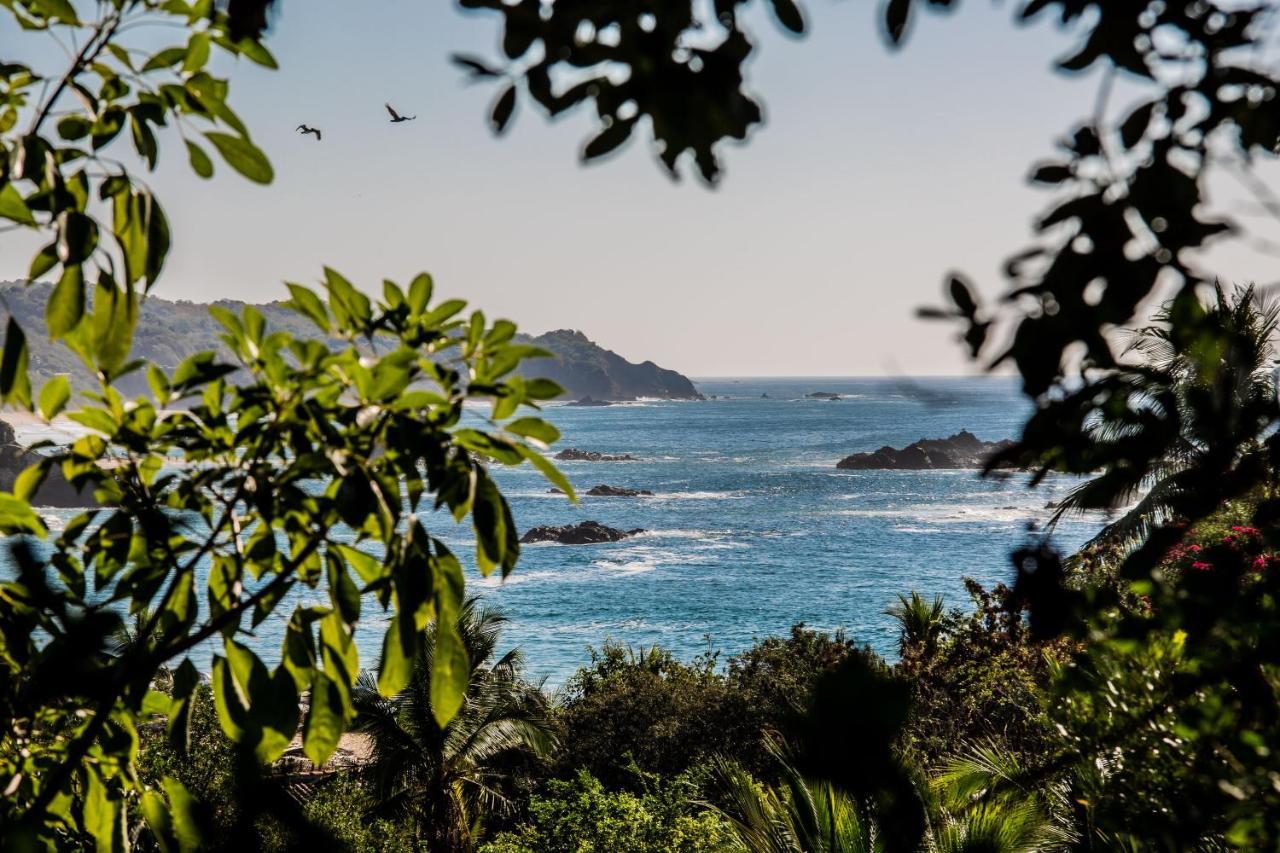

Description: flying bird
[385,103,416,123]
[296,124,322,141]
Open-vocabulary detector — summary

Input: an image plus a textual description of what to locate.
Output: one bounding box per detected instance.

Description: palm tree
[351,598,557,852]
[1051,283,1280,547]
[714,742,886,853]
[715,737,1069,853]
[884,592,946,659]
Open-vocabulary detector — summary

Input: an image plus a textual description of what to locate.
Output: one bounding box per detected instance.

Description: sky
[3,2,1277,376]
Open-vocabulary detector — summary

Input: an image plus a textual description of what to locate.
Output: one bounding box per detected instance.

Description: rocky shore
[0,419,98,507]
[836,430,1016,470]
[520,521,645,544]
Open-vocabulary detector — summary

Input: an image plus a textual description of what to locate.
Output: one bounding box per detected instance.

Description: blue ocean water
[29,377,1106,686]
[463,376,1103,684]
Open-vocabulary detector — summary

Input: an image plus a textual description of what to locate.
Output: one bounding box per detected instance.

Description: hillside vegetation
[0,283,701,400]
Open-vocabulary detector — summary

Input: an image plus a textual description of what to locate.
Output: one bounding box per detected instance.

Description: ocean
[27,377,1106,686]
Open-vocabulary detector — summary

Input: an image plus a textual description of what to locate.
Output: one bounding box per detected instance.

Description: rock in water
[585,484,653,497]
[566,395,613,407]
[0,418,99,507]
[520,521,645,544]
[807,392,841,399]
[836,430,1016,470]
[554,448,638,462]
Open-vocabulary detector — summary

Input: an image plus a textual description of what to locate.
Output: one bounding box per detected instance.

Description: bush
[555,627,866,787]
[480,769,730,853]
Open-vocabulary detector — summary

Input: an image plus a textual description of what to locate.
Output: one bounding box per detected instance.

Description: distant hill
[0,282,702,401]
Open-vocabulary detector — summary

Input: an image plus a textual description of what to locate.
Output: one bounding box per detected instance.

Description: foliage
[480,768,732,853]
[715,737,1068,853]
[884,592,945,659]
[1050,285,1280,547]
[266,775,419,853]
[556,627,867,786]
[0,6,576,847]
[897,581,1065,769]
[351,597,558,852]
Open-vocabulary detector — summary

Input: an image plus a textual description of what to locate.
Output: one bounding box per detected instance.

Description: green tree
[0,4,577,848]
[1050,285,1280,546]
[351,598,558,852]
[716,739,1068,853]
[884,592,946,660]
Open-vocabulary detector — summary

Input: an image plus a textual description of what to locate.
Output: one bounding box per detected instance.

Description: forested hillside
[0,282,701,400]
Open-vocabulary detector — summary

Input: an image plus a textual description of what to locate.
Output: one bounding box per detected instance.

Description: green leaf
[204,132,273,184]
[524,378,564,400]
[183,32,211,74]
[336,544,383,586]
[163,777,204,851]
[236,38,278,69]
[140,791,174,853]
[168,658,200,752]
[285,282,329,331]
[56,114,92,141]
[185,140,214,178]
[90,277,138,374]
[83,769,123,852]
[56,210,97,264]
[0,316,31,406]
[32,0,79,24]
[37,374,69,419]
[407,273,433,315]
[430,551,468,726]
[327,550,361,624]
[142,46,187,72]
[46,264,85,340]
[377,612,415,697]
[505,416,560,445]
[12,458,50,503]
[0,183,37,226]
[303,670,344,766]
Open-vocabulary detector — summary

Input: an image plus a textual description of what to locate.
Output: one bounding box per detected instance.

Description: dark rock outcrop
[555,448,638,462]
[807,392,841,399]
[586,484,653,497]
[566,395,613,407]
[0,419,98,507]
[836,430,1016,471]
[520,521,645,544]
[548,484,653,497]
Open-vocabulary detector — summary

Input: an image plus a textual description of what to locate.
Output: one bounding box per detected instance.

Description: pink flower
[1192,561,1212,571]
[1188,544,1202,553]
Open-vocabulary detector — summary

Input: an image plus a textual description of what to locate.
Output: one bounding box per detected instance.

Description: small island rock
[566,395,613,407]
[520,521,645,545]
[836,430,1016,471]
[546,484,654,497]
[555,448,638,462]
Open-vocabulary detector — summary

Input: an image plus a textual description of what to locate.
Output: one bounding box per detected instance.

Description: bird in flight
[385,103,416,123]
[296,124,322,141]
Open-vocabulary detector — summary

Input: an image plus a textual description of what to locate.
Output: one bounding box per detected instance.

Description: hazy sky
[3,2,1276,376]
